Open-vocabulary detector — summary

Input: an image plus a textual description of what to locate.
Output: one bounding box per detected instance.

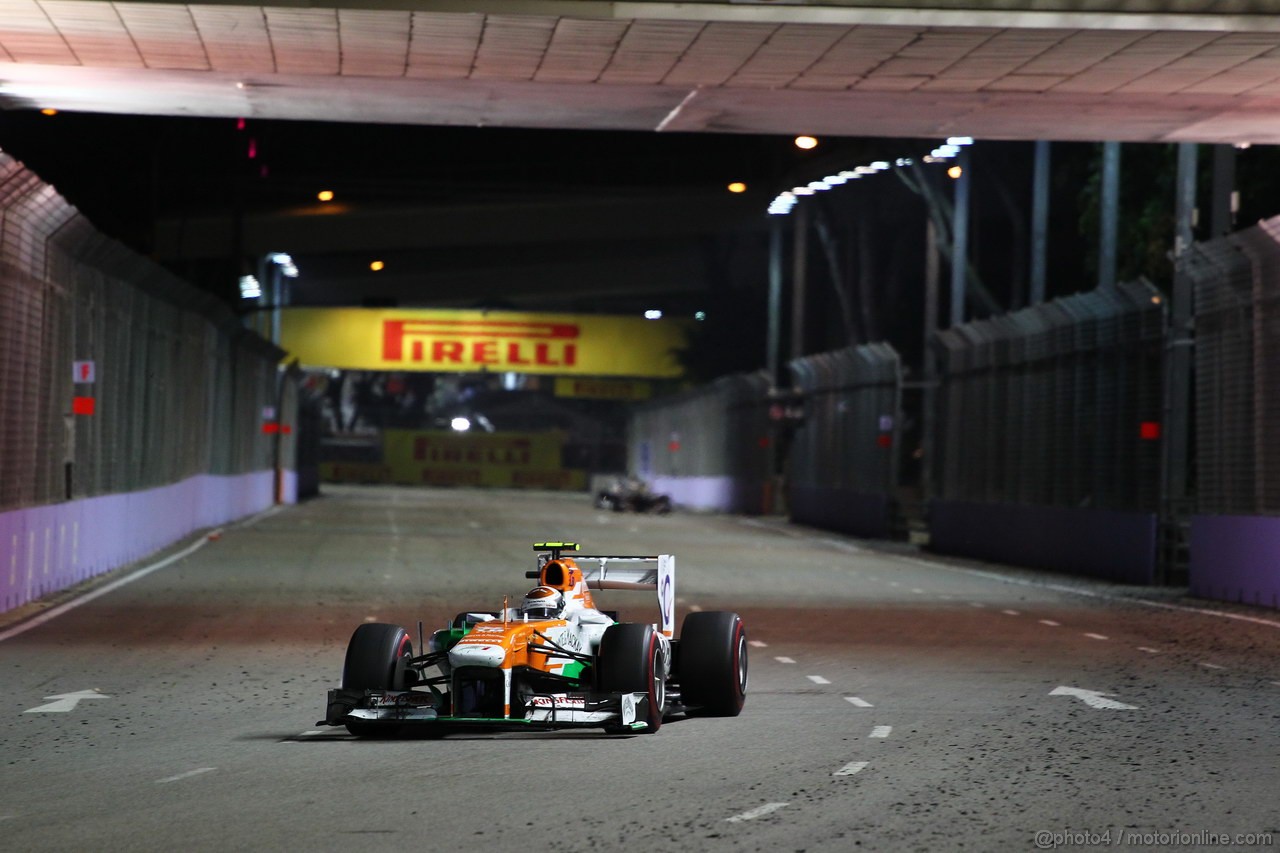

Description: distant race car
[320,542,747,736]
[594,477,672,513]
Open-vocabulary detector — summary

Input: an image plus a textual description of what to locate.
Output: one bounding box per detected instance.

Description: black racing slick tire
[597,623,665,734]
[677,611,747,716]
[341,623,413,737]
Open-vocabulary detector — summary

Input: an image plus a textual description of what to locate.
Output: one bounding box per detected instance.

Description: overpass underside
[1,0,1280,143]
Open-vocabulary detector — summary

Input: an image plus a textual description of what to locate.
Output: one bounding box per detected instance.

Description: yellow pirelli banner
[325,430,586,490]
[553,377,652,401]
[280,307,686,378]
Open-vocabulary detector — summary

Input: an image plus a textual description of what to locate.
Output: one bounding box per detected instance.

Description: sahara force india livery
[320,542,748,735]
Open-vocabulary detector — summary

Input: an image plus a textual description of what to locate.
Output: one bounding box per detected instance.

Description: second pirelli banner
[280,307,687,378]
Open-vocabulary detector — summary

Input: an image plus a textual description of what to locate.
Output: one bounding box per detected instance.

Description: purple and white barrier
[0,470,292,615]
[1189,515,1280,609]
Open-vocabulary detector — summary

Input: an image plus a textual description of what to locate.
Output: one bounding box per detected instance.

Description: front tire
[597,623,665,733]
[342,623,413,736]
[677,611,747,716]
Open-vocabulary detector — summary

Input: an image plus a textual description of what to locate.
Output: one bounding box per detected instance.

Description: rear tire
[342,623,413,736]
[596,623,664,733]
[678,611,747,716]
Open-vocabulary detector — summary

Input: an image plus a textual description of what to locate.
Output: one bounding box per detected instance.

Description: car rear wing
[582,555,675,638]
[530,544,675,638]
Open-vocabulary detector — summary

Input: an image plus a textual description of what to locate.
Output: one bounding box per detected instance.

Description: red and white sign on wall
[72,360,95,383]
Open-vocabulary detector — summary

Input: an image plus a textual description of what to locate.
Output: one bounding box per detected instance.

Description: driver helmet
[521,586,565,620]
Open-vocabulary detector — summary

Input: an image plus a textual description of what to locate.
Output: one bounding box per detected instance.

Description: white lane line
[1002,609,1020,616]
[298,730,324,737]
[1039,619,1061,627]
[888,581,901,588]
[1138,647,1161,654]
[869,726,892,739]
[748,640,767,648]
[1200,662,1226,670]
[820,537,863,554]
[911,588,924,594]
[834,761,870,777]
[1271,681,1280,687]
[970,602,986,608]
[775,656,796,664]
[1084,633,1109,640]
[0,527,224,643]
[725,802,788,823]
[690,605,703,612]
[807,675,831,685]
[156,767,216,784]
[845,696,873,708]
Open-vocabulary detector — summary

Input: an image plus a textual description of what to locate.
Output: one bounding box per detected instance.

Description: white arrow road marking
[775,656,796,664]
[844,696,873,708]
[834,761,870,777]
[726,802,788,823]
[156,768,216,784]
[1049,686,1138,710]
[870,726,892,738]
[748,640,767,648]
[807,675,830,685]
[24,689,110,713]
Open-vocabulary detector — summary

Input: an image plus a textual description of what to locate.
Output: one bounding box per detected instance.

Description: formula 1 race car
[594,477,672,514]
[319,542,747,736]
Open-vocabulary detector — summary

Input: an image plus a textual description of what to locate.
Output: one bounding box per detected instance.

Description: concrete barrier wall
[790,485,892,539]
[1189,515,1280,609]
[930,500,1158,584]
[647,475,738,513]
[0,470,287,613]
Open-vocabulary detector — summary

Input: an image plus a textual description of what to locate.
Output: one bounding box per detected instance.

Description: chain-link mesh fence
[788,344,901,535]
[1187,218,1280,515]
[934,280,1165,513]
[0,152,287,514]
[628,371,772,513]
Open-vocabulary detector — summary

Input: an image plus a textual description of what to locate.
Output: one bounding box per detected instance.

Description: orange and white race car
[320,542,747,736]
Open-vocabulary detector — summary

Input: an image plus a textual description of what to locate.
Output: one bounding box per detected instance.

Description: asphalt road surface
[2,485,1278,852]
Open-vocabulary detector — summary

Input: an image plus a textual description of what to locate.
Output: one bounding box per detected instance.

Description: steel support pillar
[950,147,971,327]
[1160,141,1197,582]
[1210,145,1237,238]
[1098,141,1120,290]
[791,204,809,360]
[767,217,784,388]
[1030,140,1050,305]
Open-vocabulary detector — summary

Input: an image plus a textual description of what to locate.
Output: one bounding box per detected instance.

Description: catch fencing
[0,152,293,613]
[1182,215,1280,607]
[788,344,901,537]
[628,371,773,513]
[930,280,1165,582]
